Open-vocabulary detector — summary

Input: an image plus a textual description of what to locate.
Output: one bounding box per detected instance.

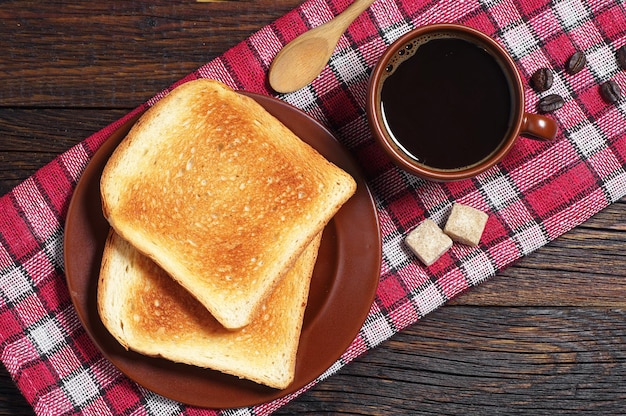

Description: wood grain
[1,1,625,414]
[0,1,302,107]
[279,305,626,414]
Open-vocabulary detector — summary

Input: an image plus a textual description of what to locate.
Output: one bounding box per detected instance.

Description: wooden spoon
[268,0,376,93]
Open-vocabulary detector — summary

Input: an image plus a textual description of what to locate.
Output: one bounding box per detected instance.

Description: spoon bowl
[269,0,375,93]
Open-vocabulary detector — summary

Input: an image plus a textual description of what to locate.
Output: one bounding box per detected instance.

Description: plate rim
[63,90,381,409]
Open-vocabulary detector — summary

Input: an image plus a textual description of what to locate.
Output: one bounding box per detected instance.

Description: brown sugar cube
[443,203,488,247]
[405,219,453,266]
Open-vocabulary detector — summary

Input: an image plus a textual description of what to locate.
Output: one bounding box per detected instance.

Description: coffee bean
[538,94,565,113]
[566,51,586,74]
[600,80,621,103]
[531,68,553,92]
[617,45,626,71]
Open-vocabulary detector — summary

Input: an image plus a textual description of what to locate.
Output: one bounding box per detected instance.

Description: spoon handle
[333,0,376,31]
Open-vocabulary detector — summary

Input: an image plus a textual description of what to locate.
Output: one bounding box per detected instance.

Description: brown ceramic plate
[64,91,381,409]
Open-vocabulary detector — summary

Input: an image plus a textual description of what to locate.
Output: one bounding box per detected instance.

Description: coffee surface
[380,37,513,170]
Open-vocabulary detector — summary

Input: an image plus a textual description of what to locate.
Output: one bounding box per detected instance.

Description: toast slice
[97,230,322,389]
[100,79,356,329]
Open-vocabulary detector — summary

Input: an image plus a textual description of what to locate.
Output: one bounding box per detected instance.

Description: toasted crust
[97,230,321,389]
[100,79,356,329]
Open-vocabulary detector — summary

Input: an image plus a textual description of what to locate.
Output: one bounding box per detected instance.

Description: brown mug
[366,23,558,181]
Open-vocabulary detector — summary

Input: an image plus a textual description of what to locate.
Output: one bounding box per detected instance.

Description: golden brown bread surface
[100,79,356,329]
[97,230,322,389]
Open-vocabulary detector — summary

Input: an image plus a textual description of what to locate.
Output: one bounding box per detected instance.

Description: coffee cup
[366,24,557,181]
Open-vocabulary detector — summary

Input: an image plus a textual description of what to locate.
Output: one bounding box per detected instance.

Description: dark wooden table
[1,2,625,414]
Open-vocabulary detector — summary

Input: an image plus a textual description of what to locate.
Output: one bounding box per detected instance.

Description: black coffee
[380,36,514,170]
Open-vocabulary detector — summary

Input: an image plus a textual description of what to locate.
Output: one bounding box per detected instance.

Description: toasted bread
[100,79,356,329]
[97,230,321,389]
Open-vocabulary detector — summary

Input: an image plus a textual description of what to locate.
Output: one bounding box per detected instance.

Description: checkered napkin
[1,0,626,414]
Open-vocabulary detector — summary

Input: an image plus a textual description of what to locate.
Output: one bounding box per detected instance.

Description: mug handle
[520,113,558,141]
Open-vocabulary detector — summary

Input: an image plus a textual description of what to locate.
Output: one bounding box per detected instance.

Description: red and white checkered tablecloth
[1,0,625,414]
